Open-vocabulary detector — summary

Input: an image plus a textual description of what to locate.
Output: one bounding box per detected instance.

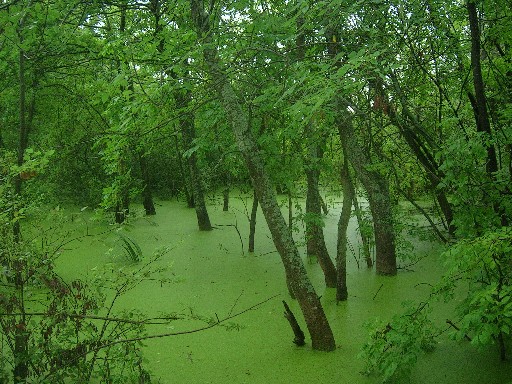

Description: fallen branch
[282,300,305,346]
[39,294,280,382]
[373,283,384,300]
[92,294,280,350]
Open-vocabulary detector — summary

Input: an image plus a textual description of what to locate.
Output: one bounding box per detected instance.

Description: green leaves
[440,227,512,353]
[360,302,438,383]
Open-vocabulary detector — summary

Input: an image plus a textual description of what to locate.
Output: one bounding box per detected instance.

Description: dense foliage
[1,0,511,382]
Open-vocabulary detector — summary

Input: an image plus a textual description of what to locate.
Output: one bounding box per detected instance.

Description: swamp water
[52,196,512,384]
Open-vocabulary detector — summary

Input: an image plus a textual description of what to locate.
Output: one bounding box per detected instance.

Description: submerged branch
[0,312,182,325]
[90,294,279,351]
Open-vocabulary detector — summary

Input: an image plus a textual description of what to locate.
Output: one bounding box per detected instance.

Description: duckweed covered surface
[54,196,512,384]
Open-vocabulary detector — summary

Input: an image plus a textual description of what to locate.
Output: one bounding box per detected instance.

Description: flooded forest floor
[53,194,512,383]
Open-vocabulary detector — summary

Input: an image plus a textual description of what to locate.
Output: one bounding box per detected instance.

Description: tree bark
[190,0,335,351]
[336,155,353,302]
[223,187,229,211]
[336,114,397,275]
[177,89,212,231]
[305,160,337,288]
[282,301,305,346]
[467,1,498,175]
[353,193,373,268]
[139,151,156,215]
[325,28,395,275]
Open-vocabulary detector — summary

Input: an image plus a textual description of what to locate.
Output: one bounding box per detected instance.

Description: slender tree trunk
[173,135,194,206]
[325,27,394,274]
[297,13,336,287]
[114,3,131,225]
[353,193,373,268]
[336,114,397,275]
[190,0,335,351]
[223,187,229,211]
[248,189,258,253]
[386,101,454,234]
[336,155,353,302]
[467,1,498,175]
[305,166,337,288]
[139,151,156,215]
[177,89,212,231]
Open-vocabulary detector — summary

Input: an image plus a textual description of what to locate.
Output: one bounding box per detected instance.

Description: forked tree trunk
[325,28,395,275]
[190,0,335,351]
[337,114,397,275]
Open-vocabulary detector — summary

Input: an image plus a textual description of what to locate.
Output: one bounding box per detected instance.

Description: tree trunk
[248,189,258,253]
[177,89,212,231]
[115,190,130,224]
[386,101,455,235]
[467,1,498,175]
[139,151,156,215]
[190,0,335,351]
[305,166,337,288]
[336,113,397,275]
[325,27,395,275]
[223,187,229,211]
[336,155,353,302]
[353,193,373,268]
[282,301,305,346]
[173,135,194,207]
[298,13,336,287]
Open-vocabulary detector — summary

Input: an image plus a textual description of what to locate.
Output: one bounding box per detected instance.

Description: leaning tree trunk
[298,14,336,287]
[324,27,395,275]
[176,89,212,231]
[190,0,335,351]
[305,163,337,288]
[336,114,397,276]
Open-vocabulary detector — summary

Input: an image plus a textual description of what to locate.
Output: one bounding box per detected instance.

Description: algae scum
[53,196,511,384]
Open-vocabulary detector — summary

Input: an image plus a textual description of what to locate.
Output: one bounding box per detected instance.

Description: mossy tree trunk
[176,89,212,231]
[190,0,335,351]
[325,27,396,276]
[336,114,397,275]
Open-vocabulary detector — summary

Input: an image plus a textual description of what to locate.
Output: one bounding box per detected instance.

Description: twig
[0,312,182,325]
[38,294,280,382]
[89,294,279,352]
[446,319,472,341]
[228,290,244,316]
[373,284,384,300]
